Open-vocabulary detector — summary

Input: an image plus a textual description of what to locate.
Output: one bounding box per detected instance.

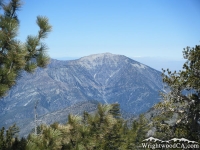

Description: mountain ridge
[0,53,163,136]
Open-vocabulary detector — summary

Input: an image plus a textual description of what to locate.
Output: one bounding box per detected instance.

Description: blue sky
[17,0,200,62]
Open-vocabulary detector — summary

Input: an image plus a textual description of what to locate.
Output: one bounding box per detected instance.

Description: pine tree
[103,103,126,150]
[126,114,150,149]
[154,44,200,143]
[0,124,22,150]
[0,127,6,150]
[0,0,52,98]
[24,103,152,150]
[11,137,27,150]
[26,124,62,150]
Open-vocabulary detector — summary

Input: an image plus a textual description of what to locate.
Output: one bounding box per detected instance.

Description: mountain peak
[0,53,163,137]
[72,53,126,70]
[79,53,119,61]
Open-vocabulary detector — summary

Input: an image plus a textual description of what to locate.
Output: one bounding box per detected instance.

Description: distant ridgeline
[0,53,163,137]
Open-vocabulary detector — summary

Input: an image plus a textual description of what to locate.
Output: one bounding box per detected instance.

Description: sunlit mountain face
[0,53,164,136]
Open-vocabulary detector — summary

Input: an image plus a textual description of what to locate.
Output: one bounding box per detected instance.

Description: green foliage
[125,114,150,150]
[153,44,200,143]
[24,103,151,150]
[0,124,26,150]
[26,125,62,150]
[0,0,52,98]
[0,103,152,149]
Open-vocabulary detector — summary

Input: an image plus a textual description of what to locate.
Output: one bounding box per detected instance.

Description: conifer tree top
[0,0,52,98]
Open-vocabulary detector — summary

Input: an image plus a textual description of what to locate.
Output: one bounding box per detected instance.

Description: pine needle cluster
[0,104,150,150]
[0,0,52,97]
